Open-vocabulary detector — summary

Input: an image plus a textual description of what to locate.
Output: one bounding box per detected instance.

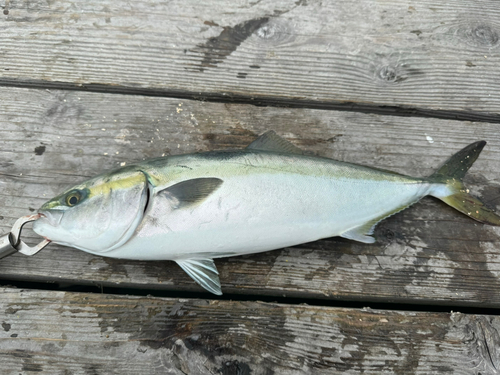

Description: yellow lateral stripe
[88,172,145,198]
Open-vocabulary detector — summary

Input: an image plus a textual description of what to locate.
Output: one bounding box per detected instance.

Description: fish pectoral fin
[340,222,377,244]
[176,258,222,295]
[159,178,223,209]
[247,130,304,155]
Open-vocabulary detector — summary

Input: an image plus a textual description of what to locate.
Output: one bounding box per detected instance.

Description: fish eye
[65,191,82,207]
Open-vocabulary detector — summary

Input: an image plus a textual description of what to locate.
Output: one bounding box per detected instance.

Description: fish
[33,131,500,295]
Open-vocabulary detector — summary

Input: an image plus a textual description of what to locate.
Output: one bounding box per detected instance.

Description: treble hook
[0,214,51,260]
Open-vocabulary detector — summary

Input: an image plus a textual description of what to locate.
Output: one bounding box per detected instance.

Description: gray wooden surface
[1,87,500,309]
[1,0,500,119]
[1,287,499,375]
[1,0,500,373]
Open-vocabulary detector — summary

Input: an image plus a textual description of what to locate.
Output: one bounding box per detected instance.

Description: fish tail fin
[428,140,500,225]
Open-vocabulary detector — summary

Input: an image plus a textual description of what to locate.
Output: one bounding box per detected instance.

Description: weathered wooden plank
[0,287,498,374]
[1,0,500,117]
[1,87,500,305]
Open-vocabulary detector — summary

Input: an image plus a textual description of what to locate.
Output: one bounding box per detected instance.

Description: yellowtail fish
[33,131,500,294]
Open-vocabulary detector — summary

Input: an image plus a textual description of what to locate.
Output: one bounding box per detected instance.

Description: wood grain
[0,0,500,117]
[1,87,500,306]
[1,287,499,374]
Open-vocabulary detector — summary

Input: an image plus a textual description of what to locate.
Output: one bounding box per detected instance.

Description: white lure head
[33,169,149,253]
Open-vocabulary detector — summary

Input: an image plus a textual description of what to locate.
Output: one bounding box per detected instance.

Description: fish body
[103,150,429,260]
[33,131,500,294]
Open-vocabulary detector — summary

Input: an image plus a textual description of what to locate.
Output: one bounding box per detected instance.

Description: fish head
[33,169,149,253]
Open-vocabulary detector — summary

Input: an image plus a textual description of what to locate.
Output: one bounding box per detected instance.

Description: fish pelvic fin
[176,258,222,295]
[429,140,500,226]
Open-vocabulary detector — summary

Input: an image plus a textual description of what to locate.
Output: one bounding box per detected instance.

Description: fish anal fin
[159,178,223,208]
[341,221,377,244]
[247,130,304,155]
[341,202,419,244]
[176,258,222,295]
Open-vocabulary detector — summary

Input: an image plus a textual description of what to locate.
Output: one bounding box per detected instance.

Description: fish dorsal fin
[247,130,304,154]
[159,178,223,209]
[176,258,222,295]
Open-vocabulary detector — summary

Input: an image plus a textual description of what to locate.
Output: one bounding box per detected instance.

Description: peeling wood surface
[0,0,500,116]
[1,87,500,306]
[1,287,500,374]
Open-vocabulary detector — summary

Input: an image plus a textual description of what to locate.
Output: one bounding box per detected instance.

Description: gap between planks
[1,79,500,124]
[3,277,500,318]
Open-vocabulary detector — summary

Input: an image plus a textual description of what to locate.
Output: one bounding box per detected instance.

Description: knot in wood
[370,53,422,86]
[254,19,294,45]
[458,21,499,48]
[256,24,276,39]
[472,25,499,47]
[377,65,398,83]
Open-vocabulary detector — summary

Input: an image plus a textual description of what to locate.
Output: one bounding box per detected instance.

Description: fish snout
[38,210,64,227]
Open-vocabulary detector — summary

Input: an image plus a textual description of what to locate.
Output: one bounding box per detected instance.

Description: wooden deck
[1,0,500,373]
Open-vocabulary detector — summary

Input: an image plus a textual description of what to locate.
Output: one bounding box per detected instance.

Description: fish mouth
[37,210,64,227]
